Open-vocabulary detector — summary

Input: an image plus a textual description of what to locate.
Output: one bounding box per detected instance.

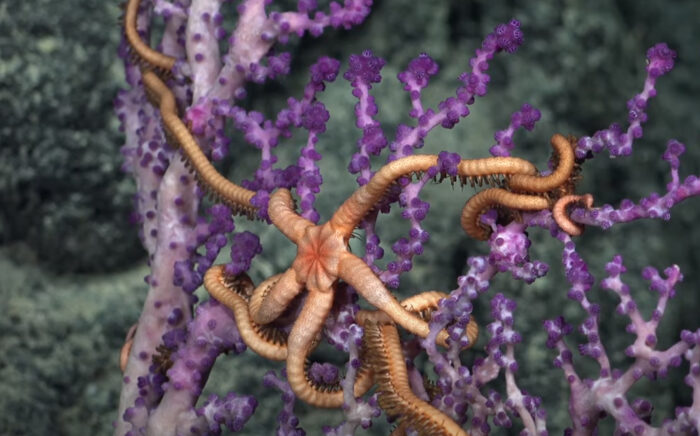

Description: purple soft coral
[115,2,700,433]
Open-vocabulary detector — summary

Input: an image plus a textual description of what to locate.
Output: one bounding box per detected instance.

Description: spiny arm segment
[508,133,576,193]
[332,154,541,238]
[363,320,470,436]
[141,70,257,218]
[123,0,176,74]
[204,266,288,361]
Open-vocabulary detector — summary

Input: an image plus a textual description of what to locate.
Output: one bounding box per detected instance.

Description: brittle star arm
[460,188,550,240]
[362,314,470,436]
[332,155,537,234]
[204,266,288,360]
[283,288,377,407]
[356,291,479,349]
[141,70,257,217]
[357,292,478,435]
[401,291,479,346]
[248,268,304,325]
[124,0,177,73]
[267,188,315,242]
[552,193,594,236]
[247,189,315,325]
[507,133,575,193]
[460,134,582,240]
[338,252,453,347]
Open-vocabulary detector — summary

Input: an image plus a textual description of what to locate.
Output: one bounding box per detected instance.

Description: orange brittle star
[231,152,548,407]
[136,66,593,410]
[122,2,595,415]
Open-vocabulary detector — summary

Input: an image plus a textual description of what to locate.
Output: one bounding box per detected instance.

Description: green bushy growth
[0,0,141,272]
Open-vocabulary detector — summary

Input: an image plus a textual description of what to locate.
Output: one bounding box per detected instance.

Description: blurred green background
[1,0,699,434]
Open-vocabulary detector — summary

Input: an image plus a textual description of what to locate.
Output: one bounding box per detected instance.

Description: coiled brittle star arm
[460,134,585,240]
[204,266,288,361]
[460,189,550,240]
[552,193,594,236]
[507,133,576,193]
